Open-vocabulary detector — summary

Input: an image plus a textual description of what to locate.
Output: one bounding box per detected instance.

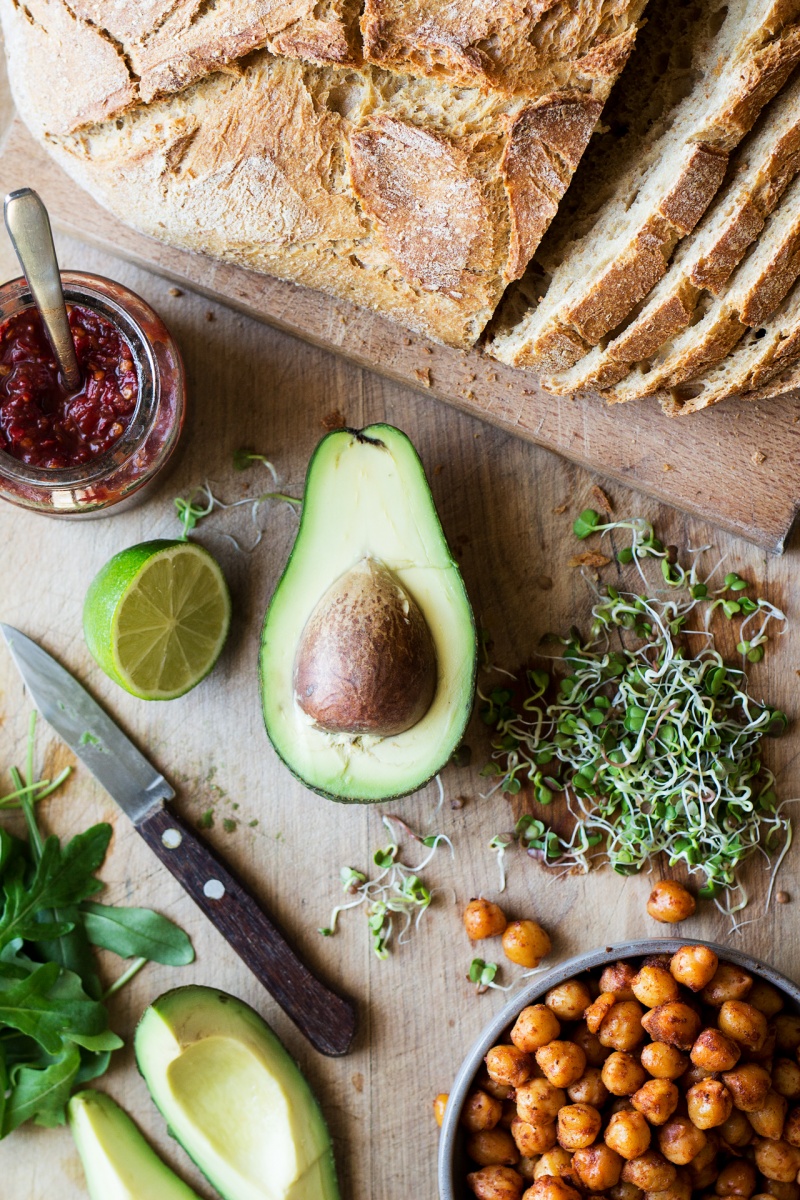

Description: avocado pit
[293,557,437,737]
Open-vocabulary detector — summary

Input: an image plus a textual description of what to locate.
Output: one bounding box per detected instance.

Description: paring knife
[0,624,357,1058]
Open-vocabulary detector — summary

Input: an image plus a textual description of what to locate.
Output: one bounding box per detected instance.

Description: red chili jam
[0,304,138,469]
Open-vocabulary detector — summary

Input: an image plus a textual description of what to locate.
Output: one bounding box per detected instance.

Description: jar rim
[0,274,158,488]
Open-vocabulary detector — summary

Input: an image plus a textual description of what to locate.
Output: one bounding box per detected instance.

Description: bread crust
[1,0,645,349]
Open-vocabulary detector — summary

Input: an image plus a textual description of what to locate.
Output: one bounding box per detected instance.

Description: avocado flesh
[135,986,339,1200]
[260,424,477,801]
[68,1090,201,1200]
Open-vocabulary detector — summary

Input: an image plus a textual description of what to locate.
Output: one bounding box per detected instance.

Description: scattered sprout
[319,815,453,957]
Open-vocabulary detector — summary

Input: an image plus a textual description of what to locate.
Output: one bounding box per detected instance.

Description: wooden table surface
[0,83,799,1200]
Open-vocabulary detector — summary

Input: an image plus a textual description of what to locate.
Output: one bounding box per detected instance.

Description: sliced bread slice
[656,276,800,414]
[541,70,800,394]
[489,0,800,374]
[598,172,800,400]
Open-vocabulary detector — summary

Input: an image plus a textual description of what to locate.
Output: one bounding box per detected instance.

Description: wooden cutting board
[0,117,798,553]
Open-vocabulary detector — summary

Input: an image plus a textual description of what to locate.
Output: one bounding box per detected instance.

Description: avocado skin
[259,423,478,803]
[135,986,340,1200]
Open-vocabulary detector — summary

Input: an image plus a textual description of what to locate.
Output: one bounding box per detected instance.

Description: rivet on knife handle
[137,806,357,1057]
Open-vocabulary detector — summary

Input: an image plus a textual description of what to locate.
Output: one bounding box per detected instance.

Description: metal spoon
[3,188,81,391]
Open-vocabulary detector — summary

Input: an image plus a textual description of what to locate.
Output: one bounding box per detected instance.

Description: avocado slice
[260,424,477,802]
[69,1089,201,1200]
[135,986,340,1200]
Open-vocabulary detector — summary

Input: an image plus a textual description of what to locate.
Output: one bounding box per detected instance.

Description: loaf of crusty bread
[542,71,800,394]
[488,0,800,372]
[0,0,648,349]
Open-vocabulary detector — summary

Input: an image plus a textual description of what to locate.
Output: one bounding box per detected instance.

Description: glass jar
[0,271,185,517]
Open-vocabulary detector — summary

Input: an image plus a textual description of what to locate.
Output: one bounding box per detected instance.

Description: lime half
[84,540,231,700]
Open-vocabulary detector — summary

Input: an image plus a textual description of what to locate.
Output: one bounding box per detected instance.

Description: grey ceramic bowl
[438,938,800,1200]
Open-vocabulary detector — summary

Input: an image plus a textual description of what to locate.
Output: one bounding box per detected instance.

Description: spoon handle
[4,188,81,392]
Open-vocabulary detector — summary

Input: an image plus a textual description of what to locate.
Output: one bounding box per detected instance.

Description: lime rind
[84,541,231,701]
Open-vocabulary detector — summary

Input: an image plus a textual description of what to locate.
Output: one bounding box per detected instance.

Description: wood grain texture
[137,805,357,1056]
[0,117,797,553]
[0,228,798,1200]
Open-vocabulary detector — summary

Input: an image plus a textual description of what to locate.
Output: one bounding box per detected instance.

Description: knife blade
[1,624,357,1057]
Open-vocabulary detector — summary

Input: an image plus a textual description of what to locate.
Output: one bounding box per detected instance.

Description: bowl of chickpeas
[437,940,800,1200]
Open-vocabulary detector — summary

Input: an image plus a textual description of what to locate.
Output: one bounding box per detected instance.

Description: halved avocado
[260,424,477,802]
[134,986,339,1200]
[69,1089,201,1200]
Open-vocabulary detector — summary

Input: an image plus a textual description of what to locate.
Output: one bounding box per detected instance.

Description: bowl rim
[438,937,800,1200]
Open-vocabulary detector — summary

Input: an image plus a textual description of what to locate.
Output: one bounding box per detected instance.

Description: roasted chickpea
[658,1116,708,1165]
[775,1015,800,1054]
[482,1075,515,1102]
[487,1045,535,1088]
[686,1079,734,1129]
[468,1164,526,1200]
[702,963,753,1008]
[603,1052,648,1096]
[645,1169,692,1200]
[465,898,509,940]
[631,1078,680,1125]
[748,981,784,1019]
[647,881,696,923]
[632,966,681,1009]
[719,1108,754,1148]
[783,1106,800,1147]
[599,1001,646,1052]
[573,1021,612,1067]
[536,1041,587,1089]
[518,1158,537,1183]
[546,980,594,1022]
[718,1001,769,1050]
[609,1182,644,1200]
[722,1063,772,1112]
[463,1090,504,1132]
[501,1100,518,1129]
[747,1089,788,1139]
[533,1148,576,1182]
[557,1103,603,1151]
[511,1006,563,1054]
[765,1183,800,1200]
[585,992,619,1033]
[642,1002,702,1050]
[714,1159,757,1197]
[434,1092,449,1126]
[503,921,552,969]
[468,1128,522,1167]
[573,1144,624,1191]
[746,1022,777,1062]
[670,946,719,992]
[512,1116,558,1157]
[680,1063,715,1090]
[772,1059,800,1100]
[568,1067,610,1108]
[691,1028,741,1072]
[753,1138,800,1182]
[641,1042,689,1080]
[515,1079,567,1124]
[622,1151,677,1192]
[523,1176,581,1200]
[600,962,638,1000]
[605,1111,652,1160]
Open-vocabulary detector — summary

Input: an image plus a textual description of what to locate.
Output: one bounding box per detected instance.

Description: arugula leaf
[0,964,108,1055]
[0,825,111,950]
[80,902,195,966]
[3,1045,81,1134]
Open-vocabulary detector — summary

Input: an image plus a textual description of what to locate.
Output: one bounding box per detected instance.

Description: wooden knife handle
[137,805,357,1057]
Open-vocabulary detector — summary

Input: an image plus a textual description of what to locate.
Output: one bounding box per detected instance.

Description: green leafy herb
[481,516,790,919]
[0,713,194,1136]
